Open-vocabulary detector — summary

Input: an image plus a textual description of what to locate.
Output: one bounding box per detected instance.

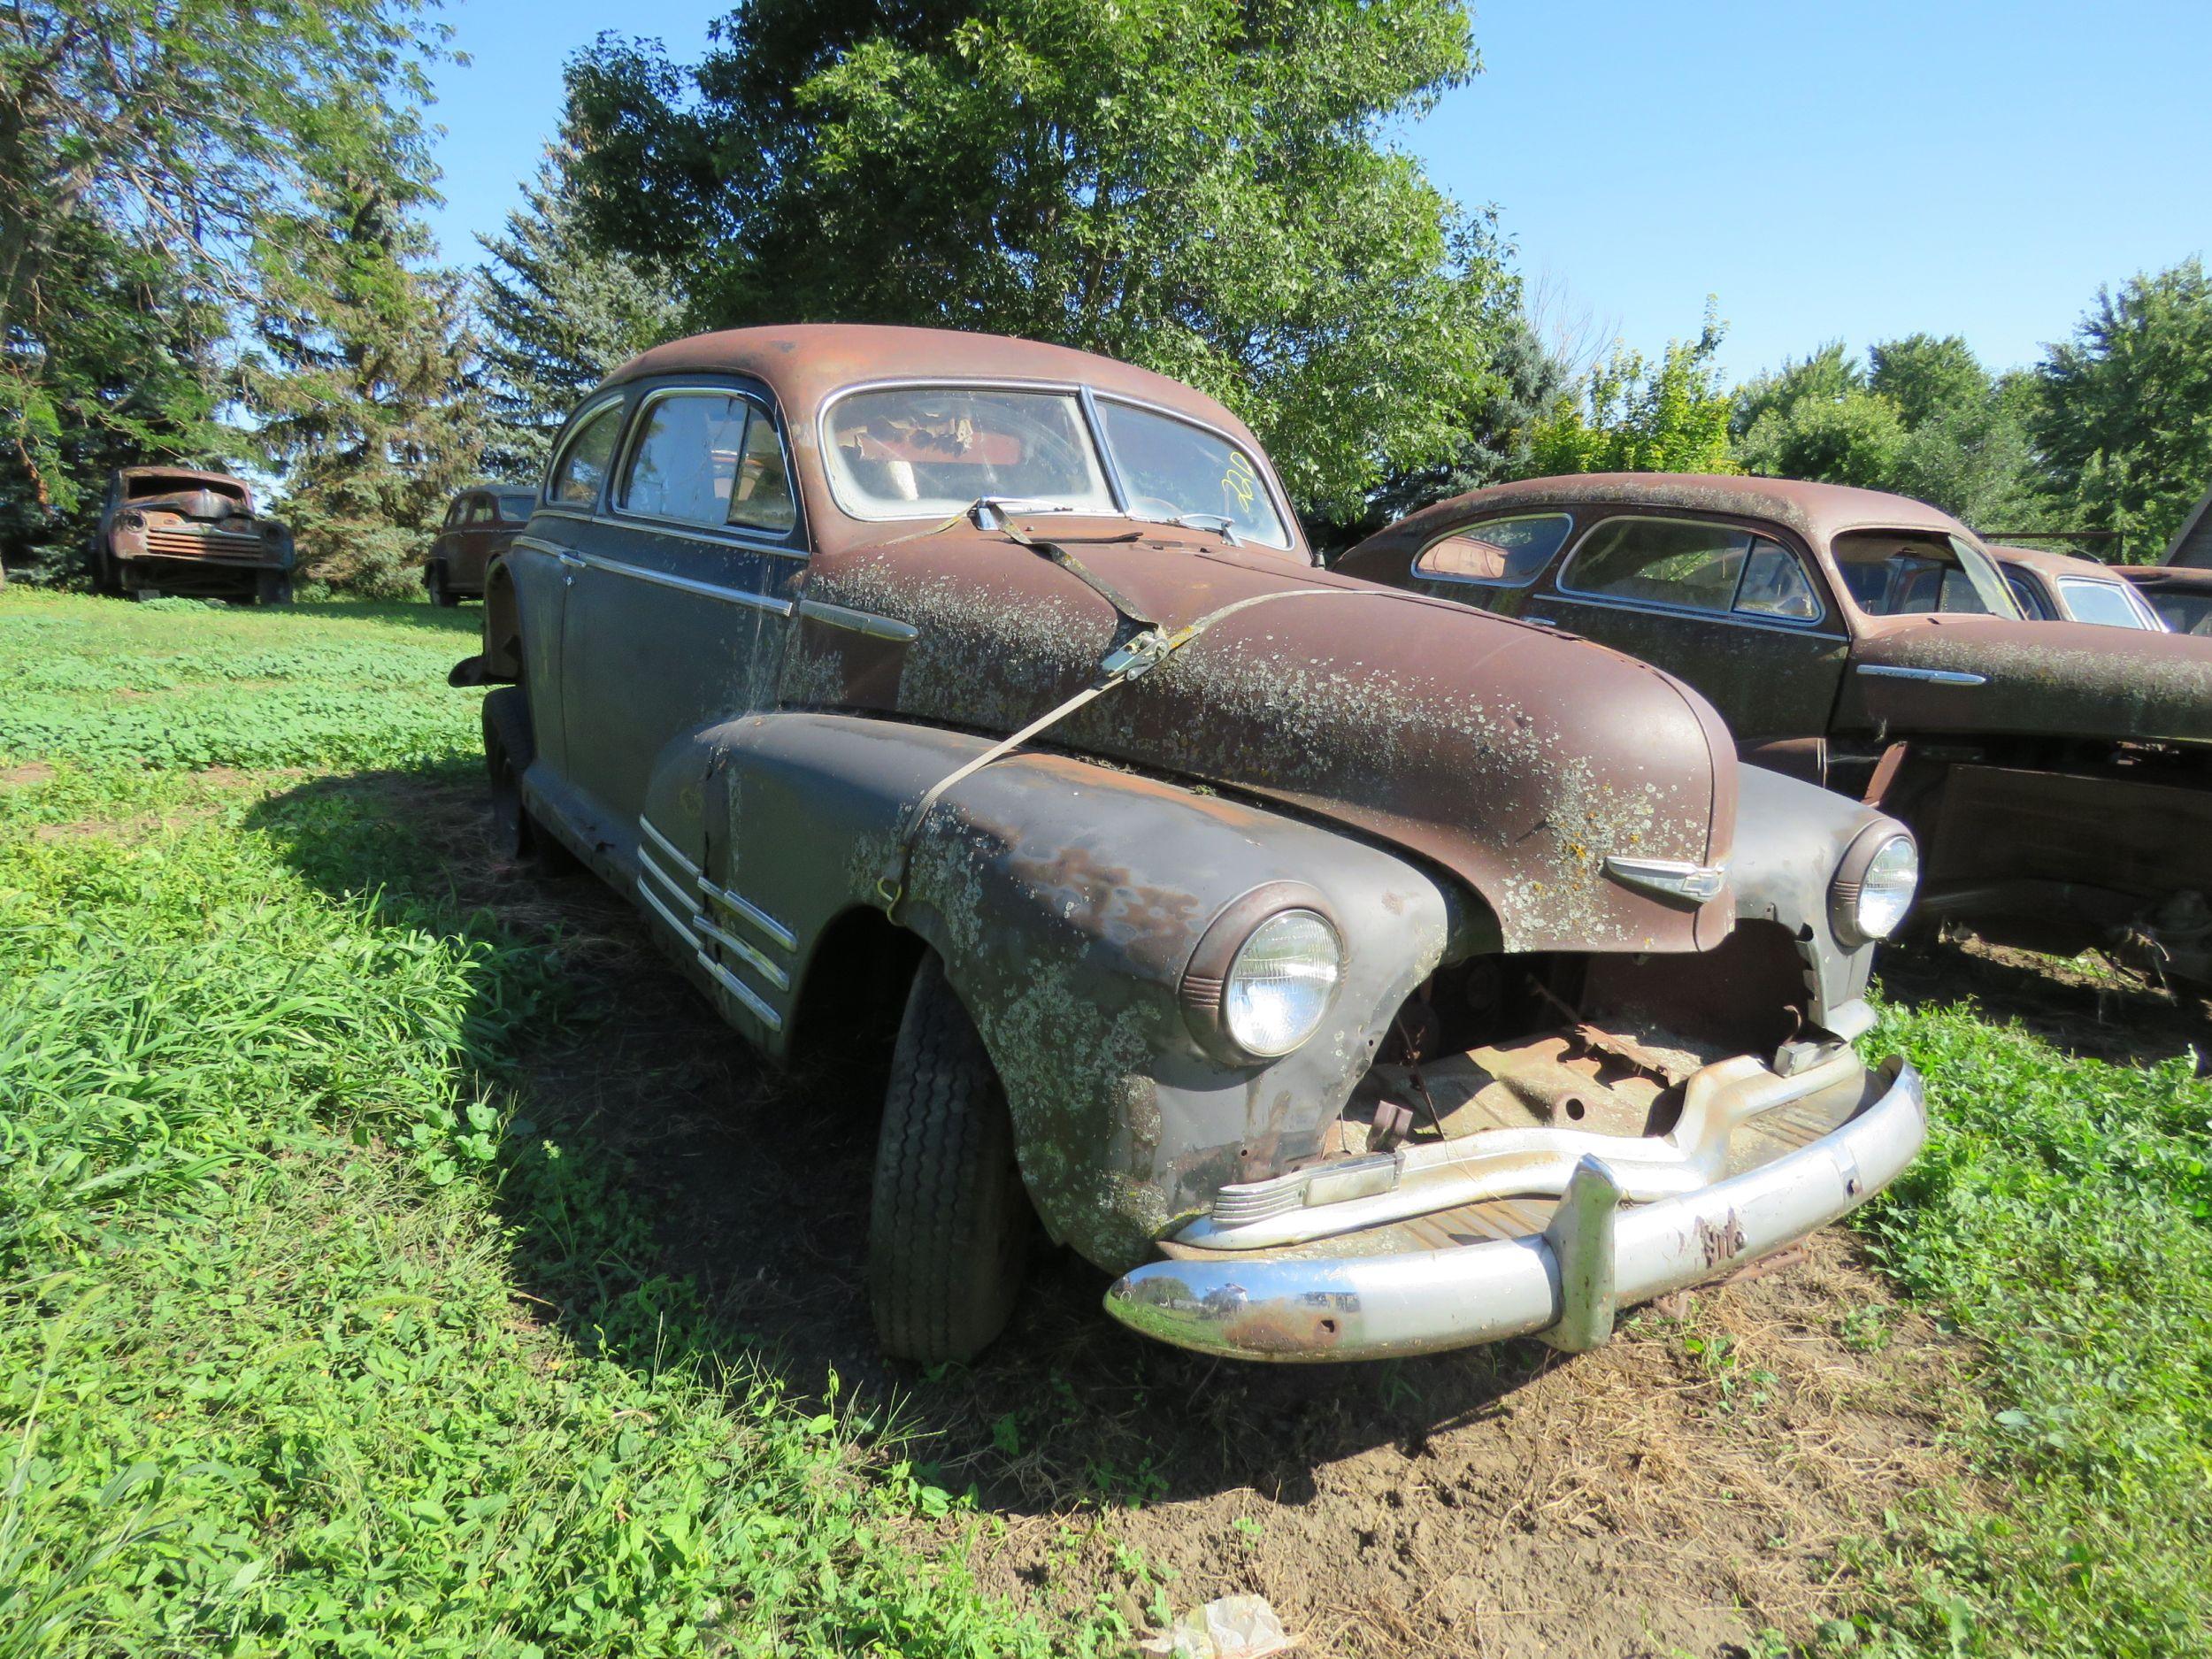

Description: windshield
[2057,575,2162,631]
[823,385,1288,549]
[1830,530,2021,619]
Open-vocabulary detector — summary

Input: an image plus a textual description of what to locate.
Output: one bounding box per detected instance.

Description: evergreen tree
[246,145,486,596]
[0,0,447,569]
[476,149,684,480]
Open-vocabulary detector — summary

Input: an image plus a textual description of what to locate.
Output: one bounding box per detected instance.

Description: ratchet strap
[876,585,1398,920]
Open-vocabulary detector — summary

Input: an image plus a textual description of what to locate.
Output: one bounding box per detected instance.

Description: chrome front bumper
[1103,1056,1924,1363]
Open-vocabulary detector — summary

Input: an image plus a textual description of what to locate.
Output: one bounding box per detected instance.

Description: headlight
[1222,909,1342,1058]
[1832,829,1918,944]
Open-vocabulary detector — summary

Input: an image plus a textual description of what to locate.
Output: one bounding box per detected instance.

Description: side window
[1733,538,1822,621]
[443,499,467,528]
[2006,573,2051,620]
[1562,518,1753,613]
[549,403,625,508]
[726,407,797,534]
[1414,514,1571,587]
[618,391,798,535]
[465,496,495,526]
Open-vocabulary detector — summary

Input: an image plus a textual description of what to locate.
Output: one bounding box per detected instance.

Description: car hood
[1842,612,2212,747]
[784,523,1738,955]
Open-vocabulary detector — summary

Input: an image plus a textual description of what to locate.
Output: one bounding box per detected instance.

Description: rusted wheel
[256,570,294,606]
[869,956,1031,1363]
[480,687,574,873]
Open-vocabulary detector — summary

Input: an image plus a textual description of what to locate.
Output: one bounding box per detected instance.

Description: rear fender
[679,710,1463,1271]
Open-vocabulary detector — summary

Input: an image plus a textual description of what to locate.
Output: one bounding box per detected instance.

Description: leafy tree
[563,0,1513,518]
[0,0,447,564]
[1733,334,2041,529]
[476,146,685,479]
[2035,258,2212,559]
[246,143,486,597]
[1334,313,1567,548]
[1527,304,1735,476]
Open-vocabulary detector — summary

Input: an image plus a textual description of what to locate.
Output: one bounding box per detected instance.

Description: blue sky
[424,0,2212,383]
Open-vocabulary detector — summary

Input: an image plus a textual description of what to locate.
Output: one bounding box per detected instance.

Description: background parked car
[2118,565,2212,636]
[91,466,295,604]
[1340,473,2212,985]
[454,326,1925,1367]
[1988,543,2166,630]
[426,484,537,605]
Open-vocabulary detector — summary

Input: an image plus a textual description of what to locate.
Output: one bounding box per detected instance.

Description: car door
[556,380,806,866]
[513,396,632,785]
[432,495,467,576]
[1518,512,1850,749]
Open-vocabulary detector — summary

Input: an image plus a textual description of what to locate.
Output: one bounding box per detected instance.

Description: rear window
[1414,514,1571,587]
[496,493,535,523]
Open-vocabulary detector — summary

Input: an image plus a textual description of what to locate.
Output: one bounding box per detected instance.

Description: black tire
[869,956,1031,1363]
[256,570,294,606]
[480,686,574,872]
[428,565,458,608]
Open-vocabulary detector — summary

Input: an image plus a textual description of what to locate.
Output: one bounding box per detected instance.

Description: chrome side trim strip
[1541,591,1847,641]
[635,875,700,948]
[639,852,701,915]
[698,879,798,953]
[1855,663,1988,687]
[695,949,785,1031]
[638,817,701,878]
[578,552,796,614]
[694,916,791,991]
[794,598,920,642]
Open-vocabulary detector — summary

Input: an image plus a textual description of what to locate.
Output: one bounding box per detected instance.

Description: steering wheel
[1128,495,1184,519]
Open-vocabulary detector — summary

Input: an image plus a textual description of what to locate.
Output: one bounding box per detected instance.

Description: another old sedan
[1341,475,2212,985]
[426,485,538,606]
[2119,565,2212,637]
[455,332,1924,1364]
[1989,543,2165,631]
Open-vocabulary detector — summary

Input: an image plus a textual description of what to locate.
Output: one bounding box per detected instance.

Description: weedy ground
[0,588,2206,1657]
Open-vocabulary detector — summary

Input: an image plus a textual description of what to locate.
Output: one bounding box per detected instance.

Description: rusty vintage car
[1340,474,2212,985]
[426,484,537,606]
[2118,565,2212,637]
[92,466,295,603]
[452,329,1926,1364]
[1988,543,2166,631]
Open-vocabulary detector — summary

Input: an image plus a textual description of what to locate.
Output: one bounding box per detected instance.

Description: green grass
[1834,1002,2212,1658]
[2,588,2208,1655]
[0,592,1103,1657]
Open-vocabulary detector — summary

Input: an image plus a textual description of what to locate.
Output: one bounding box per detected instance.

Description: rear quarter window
[1413,514,1571,587]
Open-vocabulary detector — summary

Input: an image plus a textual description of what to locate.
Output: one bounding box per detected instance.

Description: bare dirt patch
[1882,929,2211,1072]
[273,764,1985,1658]
[0,761,55,787]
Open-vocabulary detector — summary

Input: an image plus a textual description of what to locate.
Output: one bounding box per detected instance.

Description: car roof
[118,465,246,487]
[1988,543,2124,580]
[1397,472,1971,548]
[602,323,1264,448]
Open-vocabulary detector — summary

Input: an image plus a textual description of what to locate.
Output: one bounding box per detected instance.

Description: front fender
[692,710,1463,1272]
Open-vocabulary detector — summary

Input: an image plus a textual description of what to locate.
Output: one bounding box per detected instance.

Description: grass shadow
[1879,931,2212,1073]
[244,760,1560,1517]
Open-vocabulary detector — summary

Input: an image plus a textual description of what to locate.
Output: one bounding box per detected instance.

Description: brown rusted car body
[455,332,1924,1363]
[92,466,295,603]
[1988,543,2166,631]
[1342,474,2212,983]
[426,484,537,606]
[2118,565,2212,637]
